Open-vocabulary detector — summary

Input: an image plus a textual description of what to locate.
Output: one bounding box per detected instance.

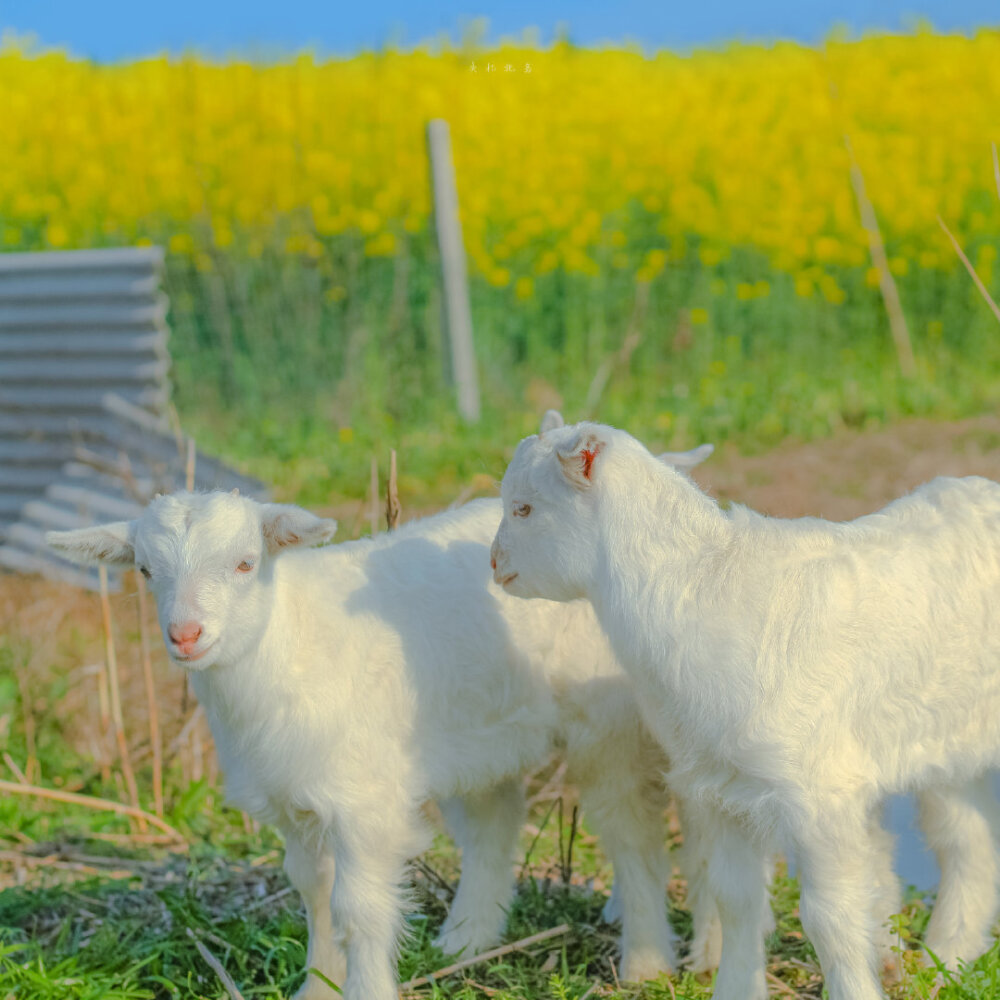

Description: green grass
[5,832,1000,999]
[5,658,1000,999]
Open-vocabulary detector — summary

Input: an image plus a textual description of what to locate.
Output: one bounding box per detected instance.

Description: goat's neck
[589,461,732,684]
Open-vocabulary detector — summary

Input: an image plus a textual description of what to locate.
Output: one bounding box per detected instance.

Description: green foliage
[160,223,1000,508]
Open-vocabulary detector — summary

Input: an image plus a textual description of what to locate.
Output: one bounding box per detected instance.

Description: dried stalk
[399,923,571,991]
[938,215,1000,327]
[2,752,27,784]
[185,437,197,491]
[0,779,185,842]
[386,450,401,531]
[72,446,147,504]
[370,456,379,537]
[167,704,205,756]
[14,671,38,783]
[187,929,246,1000]
[137,574,164,817]
[844,134,915,377]
[98,564,144,830]
[584,280,649,417]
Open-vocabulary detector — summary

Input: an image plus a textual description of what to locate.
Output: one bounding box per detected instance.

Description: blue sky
[2,0,998,61]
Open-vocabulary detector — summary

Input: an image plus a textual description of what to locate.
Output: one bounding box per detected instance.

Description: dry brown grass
[1,571,214,806]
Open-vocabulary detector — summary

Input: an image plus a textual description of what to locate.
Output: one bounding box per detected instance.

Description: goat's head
[492,419,712,602]
[47,492,337,670]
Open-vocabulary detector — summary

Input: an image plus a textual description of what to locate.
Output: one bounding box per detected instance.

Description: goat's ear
[539,409,565,435]
[260,504,338,554]
[658,442,714,471]
[557,432,605,490]
[46,522,136,566]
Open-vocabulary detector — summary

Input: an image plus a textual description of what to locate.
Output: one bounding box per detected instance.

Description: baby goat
[492,420,1000,1000]
[48,437,715,1000]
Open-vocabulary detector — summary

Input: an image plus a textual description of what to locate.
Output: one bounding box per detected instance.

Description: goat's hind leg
[918,774,1000,969]
[434,777,525,956]
[794,805,886,1000]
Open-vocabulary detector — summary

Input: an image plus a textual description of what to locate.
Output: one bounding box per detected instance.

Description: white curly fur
[492,419,1000,1000]
[47,441,718,1000]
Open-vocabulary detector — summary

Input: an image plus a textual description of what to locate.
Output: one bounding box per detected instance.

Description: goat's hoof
[291,981,343,1000]
[601,894,623,924]
[686,932,723,975]
[620,947,674,983]
[433,924,497,957]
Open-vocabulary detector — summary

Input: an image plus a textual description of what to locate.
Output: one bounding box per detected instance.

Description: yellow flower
[0,33,997,291]
[364,232,397,257]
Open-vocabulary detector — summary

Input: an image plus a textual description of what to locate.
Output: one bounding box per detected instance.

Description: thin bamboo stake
[98,564,144,830]
[386,450,401,531]
[993,142,1000,202]
[191,717,204,783]
[938,215,1000,327]
[843,134,916,377]
[137,574,163,817]
[95,651,112,783]
[185,437,197,491]
[0,779,185,842]
[180,439,196,717]
[369,456,379,537]
[399,923,571,991]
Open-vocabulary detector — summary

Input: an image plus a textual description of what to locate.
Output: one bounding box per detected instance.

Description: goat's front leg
[282,827,345,1000]
[435,777,525,956]
[793,804,886,1000]
[697,804,770,1000]
[329,818,415,1000]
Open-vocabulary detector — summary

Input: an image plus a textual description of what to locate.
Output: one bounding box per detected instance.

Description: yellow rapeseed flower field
[2,30,999,294]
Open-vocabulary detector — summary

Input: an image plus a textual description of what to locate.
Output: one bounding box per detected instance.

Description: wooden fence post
[427,119,480,423]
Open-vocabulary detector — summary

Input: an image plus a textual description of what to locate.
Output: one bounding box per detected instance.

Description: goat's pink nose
[168,621,202,648]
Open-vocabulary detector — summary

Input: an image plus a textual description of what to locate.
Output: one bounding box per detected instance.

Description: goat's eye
[236,559,255,573]
[139,566,151,580]
[513,502,532,518]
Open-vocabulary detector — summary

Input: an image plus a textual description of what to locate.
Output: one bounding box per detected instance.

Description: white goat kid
[492,420,1000,1000]
[47,441,715,1000]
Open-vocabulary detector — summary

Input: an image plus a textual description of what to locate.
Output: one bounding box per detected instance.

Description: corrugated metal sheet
[0,247,267,589]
